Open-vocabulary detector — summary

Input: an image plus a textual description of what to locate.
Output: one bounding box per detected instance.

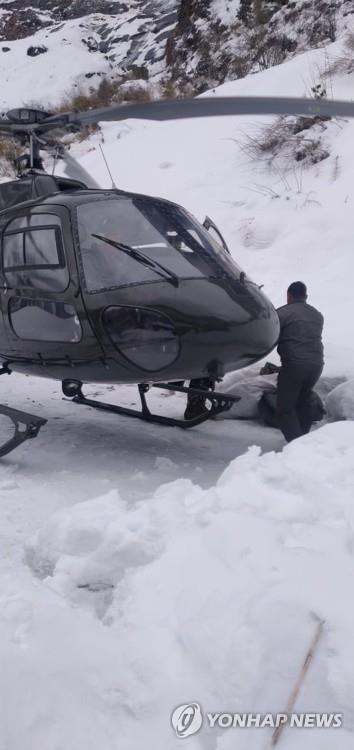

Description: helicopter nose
[174,278,279,378]
[100,277,279,381]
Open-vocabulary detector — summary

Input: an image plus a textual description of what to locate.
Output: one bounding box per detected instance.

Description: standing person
[276,281,324,442]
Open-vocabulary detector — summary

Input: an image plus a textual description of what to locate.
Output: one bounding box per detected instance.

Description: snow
[2,422,354,748]
[1,20,354,750]
[0,2,178,110]
[0,19,109,109]
[326,378,354,420]
[212,0,241,26]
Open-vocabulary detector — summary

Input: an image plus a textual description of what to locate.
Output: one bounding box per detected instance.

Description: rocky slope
[0,0,178,90]
[0,0,354,105]
[166,0,354,92]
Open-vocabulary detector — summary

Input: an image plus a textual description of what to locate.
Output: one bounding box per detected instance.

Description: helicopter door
[203,216,231,255]
[0,209,86,358]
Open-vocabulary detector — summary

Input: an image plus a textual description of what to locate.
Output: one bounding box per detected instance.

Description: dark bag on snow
[258,390,325,429]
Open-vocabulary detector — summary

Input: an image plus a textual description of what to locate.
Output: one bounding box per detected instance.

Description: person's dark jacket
[277,301,324,366]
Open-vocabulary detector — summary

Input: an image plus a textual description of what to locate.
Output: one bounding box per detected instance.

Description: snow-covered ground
[1,31,354,750]
[0,19,110,109]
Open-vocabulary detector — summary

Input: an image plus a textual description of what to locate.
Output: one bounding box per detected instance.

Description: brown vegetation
[0,138,23,177]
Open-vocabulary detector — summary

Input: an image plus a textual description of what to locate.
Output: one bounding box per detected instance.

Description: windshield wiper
[92,233,179,287]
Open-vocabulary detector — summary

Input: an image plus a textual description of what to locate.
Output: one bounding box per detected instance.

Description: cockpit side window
[2,214,69,292]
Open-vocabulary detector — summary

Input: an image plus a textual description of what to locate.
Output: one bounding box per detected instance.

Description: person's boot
[184,396,209,421]
[184,378,214,421]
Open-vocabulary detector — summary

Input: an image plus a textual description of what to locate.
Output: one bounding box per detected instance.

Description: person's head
[287,281,307,304]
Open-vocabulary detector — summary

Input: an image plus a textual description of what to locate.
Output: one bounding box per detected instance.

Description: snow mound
[326,379,354,420]
[26,490,161,617]
[17,423,354,748]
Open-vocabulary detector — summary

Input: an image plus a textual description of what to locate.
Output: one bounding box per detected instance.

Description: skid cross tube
[64,381,241,429]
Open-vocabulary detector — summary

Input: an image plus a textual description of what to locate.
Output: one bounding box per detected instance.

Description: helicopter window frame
[2,225,65,272]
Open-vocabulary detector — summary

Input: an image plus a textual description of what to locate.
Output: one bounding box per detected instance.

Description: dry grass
[159,78,197,100]
[119,84,153,103]
[56,79,120,113]
[240,114,330,170]
[238,65,332,171]
[0,138,24,177]
[55,76,155,116]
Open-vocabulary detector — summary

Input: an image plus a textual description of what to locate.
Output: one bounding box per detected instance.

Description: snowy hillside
[0,0,178,108]
[167,0,350,90]
[1,0,354,107]
[2,16,354,750]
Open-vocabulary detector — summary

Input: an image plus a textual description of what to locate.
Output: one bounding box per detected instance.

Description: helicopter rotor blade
[1,96,354,146]
[0,122,25,137]
[1,97,354,138]
[60,96,354,127]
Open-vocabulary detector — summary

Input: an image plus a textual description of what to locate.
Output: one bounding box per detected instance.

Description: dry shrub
[159,78,196,100]
[119,84,153,103]
[128,65,149,82]
[240,114,330,170]
[56,76,155,115]
[0,138,23,177]
[57,78,120,113]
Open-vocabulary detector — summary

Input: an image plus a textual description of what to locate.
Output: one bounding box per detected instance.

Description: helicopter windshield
[77,196,240,292]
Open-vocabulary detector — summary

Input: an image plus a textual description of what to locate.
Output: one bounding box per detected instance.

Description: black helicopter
[0,95,349,457]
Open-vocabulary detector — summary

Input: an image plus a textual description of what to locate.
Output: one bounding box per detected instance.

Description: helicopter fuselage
[0,187,279,385]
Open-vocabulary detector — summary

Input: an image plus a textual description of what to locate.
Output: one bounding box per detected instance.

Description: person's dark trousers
[184,378,215,420]
[276,362,323,442]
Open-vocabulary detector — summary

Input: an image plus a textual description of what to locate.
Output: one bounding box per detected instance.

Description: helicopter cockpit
[76,193,241,293]
[0,185,278,387]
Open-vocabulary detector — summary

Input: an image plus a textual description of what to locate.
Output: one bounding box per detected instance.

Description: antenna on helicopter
[98,143,117,189]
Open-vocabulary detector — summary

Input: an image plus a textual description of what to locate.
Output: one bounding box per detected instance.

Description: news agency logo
[171,703,203,738]
[170,705,343,738]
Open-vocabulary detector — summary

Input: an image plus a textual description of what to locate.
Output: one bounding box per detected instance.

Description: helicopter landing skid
[0,405,47,457]
[63,381,240,429]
